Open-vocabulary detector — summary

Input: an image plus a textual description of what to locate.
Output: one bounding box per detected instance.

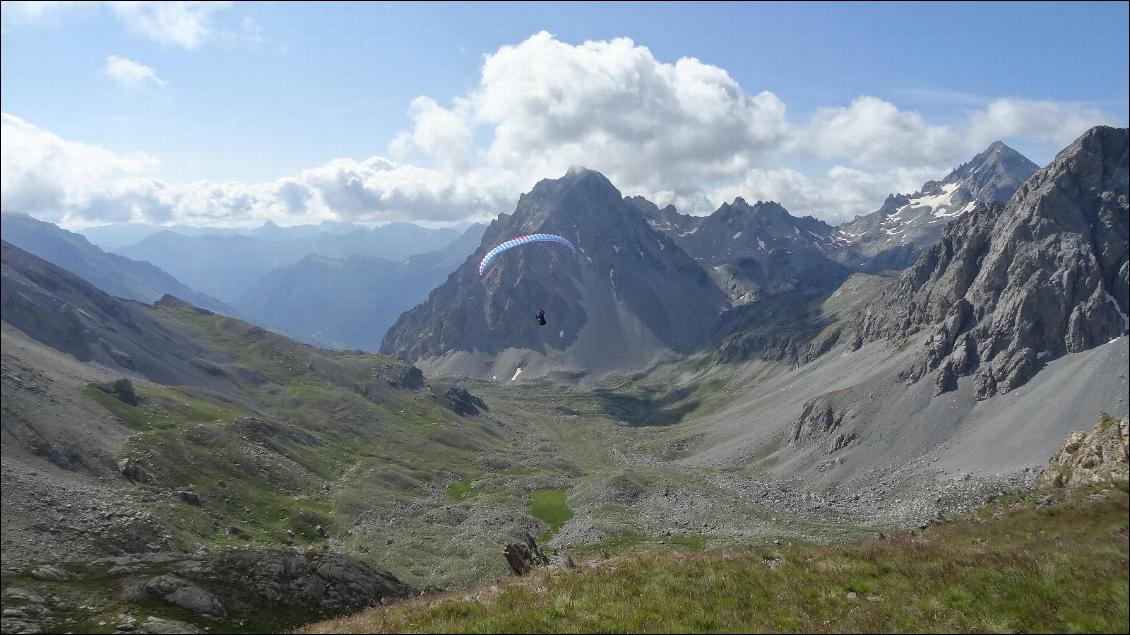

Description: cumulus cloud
[103,55,166,88]
[1,114,160,223]
[800,96,960,166]
[470,32,788,193]
[2,32,1123,228]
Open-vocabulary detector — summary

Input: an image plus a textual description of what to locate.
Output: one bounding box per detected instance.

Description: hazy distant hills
[238,224,486,351]
[117,222,462,304]
[0,212,237,316]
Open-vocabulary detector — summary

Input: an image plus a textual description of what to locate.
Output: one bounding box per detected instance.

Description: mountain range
[116,222,463,304]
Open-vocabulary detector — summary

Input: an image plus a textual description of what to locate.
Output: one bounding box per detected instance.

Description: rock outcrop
[1039,415,1129,488]
[503,532,550,576]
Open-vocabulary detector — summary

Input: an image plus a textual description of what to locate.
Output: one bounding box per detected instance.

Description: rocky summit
[381,167,727,379]
[835,141,1041,271]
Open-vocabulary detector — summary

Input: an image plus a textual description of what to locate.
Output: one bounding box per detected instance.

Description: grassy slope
[302,485,1130,634]
[71,302,524,577]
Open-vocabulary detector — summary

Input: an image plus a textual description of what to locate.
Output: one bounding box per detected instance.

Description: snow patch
[757,238,766,250]
[559,329,565,338]
[903,182,960,214]
[612,244,620,254]
[733,231,743,239]
[1105,290,1129,332]
[510,367,523,381]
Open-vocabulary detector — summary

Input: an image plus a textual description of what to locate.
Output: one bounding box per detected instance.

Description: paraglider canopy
[478,233,576,277]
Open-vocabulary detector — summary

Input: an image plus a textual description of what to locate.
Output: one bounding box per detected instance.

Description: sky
[1,1,1127,229]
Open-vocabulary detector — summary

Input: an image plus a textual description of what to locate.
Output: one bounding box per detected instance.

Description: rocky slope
[1,241,239,391]
[836,141,1040,271]
[0,213,235,316]
[852,126,1128,399]
[381,168,727,379]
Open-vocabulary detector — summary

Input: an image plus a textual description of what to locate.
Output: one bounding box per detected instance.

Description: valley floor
[303,484,1130,634]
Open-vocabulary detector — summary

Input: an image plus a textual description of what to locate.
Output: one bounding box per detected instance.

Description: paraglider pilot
[536,308,546,326]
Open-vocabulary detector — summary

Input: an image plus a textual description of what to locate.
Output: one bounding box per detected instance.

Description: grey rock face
[854,126,1129,399]
[122,575,225,615]
[836,141,1040,271]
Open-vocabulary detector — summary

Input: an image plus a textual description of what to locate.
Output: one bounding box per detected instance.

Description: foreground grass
[302,485,1129,633]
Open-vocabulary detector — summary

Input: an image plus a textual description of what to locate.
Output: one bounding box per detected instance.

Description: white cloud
[800,96,960,166]
[103,55,166,89]
[390,96,474,169]
[107,1,229,49]
[469,32,788,193]
[0,114,510,227]
[1,114,160,223]
[966,98,1114,149]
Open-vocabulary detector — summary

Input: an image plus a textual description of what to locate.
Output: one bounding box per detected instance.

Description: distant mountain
[853,126,1128,398]
[118,223,461,304]
[237,224,487,351]
[0,213,236,315]
[836,141,1040,271]
[79,219,372,250]
[624,196,701,237]
[677,198,850,305]
[381,168,727,378]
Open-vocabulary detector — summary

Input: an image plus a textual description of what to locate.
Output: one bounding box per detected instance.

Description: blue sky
[1,1,1127,227]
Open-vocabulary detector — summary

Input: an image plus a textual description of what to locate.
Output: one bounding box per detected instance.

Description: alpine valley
[1,128,1127,634]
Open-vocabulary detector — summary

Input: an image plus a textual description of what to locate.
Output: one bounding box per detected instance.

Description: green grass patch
[669,534,704,550]
[530,489,573,539]
[446,479,480,502]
